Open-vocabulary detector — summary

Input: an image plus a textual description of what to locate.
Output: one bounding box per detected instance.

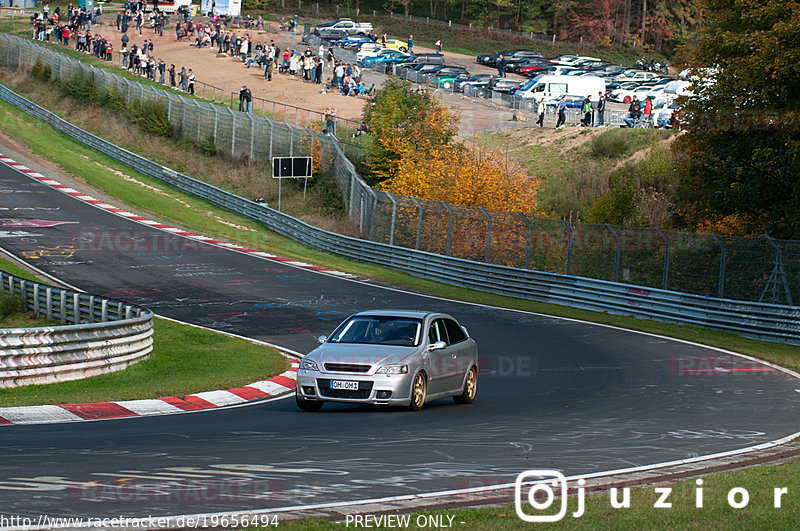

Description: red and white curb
[0,154,355,278]
[0,364,298,425]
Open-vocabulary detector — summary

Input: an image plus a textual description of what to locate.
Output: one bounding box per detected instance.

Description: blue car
[330,34,375,49]
[362,50,410,68]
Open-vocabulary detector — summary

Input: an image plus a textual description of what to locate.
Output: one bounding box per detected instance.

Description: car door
[443,318,475,390]
[425,318,460,395]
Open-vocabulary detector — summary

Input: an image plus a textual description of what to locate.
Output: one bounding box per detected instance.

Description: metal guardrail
[0,84,797,346]
[0,270,154,388]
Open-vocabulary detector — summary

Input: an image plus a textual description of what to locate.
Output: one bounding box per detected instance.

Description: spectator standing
[407,34,414,53]
[187,69,195,95]
[168,63,176,87]
[596,92,605,126]
[497,54,506,77]
[580,96,592,126]
[239,85,252,114]
[556,96,567,128]
[536,97,546,127]
[435,39,441,54]
[642,95,653,124]
[179,66,188,91]
[323,107,332,134]
[157,59,165,84]
[265,57,274,81]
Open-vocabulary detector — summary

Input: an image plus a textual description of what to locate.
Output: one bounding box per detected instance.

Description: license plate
[331,380,359,390]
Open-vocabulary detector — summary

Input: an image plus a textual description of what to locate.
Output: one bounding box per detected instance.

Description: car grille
[317,379,373,399]
[324,363,371,373]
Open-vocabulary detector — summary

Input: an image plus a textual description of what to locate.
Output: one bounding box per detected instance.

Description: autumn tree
[362,77,459,186]
[671,0,800,238]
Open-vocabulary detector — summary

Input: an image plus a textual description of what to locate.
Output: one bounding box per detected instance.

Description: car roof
[353,310,439,319]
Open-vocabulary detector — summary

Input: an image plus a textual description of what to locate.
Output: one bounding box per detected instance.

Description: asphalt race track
[1,160,800,520]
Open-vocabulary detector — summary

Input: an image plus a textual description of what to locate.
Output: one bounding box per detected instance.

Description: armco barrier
[0,84,797,346]
[0,270,154,388]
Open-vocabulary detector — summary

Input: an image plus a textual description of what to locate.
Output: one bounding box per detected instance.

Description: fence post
[655,229,670,290]
[520,213,532,269]
[167,93,172,121]
[441,201,453,256]
[194,100,202,141]
[478,207,492,263]
[385,192,397,246]
[213,105,219,146]
[711,234,726,298]
[605,223,621,283]
[559,220,573,275]
[249,114,255,164]
[229,108,236,157]
[411,197,423,250]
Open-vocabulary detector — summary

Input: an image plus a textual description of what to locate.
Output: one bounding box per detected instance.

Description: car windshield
[329,316,422,346]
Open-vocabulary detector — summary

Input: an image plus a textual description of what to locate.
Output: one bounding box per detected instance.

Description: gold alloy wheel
[412,373,426,410]
[466,367,477,400]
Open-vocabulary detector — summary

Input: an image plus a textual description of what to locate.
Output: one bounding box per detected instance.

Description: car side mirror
[428,340,447,351]
[317,335,327,344]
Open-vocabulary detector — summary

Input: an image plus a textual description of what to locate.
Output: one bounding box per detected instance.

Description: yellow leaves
[378,142,541,214]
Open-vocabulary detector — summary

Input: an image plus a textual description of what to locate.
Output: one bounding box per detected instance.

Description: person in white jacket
[536,98,546,127]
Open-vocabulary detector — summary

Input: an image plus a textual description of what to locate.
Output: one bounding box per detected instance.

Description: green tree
[672,0,800,238]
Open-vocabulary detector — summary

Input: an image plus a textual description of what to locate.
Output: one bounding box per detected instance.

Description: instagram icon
[515,470,585,522]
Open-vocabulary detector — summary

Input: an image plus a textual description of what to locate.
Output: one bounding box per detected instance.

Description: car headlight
[300,359,319,371]
[376,364,408,374]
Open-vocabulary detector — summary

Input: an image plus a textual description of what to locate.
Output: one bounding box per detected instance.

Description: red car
[518,61,555,77]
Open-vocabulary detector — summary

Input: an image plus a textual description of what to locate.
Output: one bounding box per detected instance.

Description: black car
[454,73,492,92]
[317,28,348,40]
[502,50,544,71]
[417,65,469,82]
[476,49,516,66]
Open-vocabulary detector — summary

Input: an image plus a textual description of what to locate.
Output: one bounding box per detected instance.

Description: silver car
[295,310,478,411]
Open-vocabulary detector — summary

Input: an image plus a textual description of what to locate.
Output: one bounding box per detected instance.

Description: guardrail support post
[411,197,423,250]
[478,207,492,263]
[441,201,454,256]
[605,223,621,282]
[655,228,670,290]
[558,220,573,276]
[711,234,726,299]
[520,213,532,269]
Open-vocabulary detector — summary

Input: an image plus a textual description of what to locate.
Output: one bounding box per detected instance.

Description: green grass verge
[270,460,800,528]
[0,254,289,407]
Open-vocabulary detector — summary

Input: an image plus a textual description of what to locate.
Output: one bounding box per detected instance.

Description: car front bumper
[296,369,415,406]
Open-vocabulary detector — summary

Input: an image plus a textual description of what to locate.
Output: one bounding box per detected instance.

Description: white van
[515,75,605,106]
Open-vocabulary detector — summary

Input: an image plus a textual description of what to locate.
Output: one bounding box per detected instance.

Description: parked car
[518,61,556,76]
[330,34,374,48]
[501,50,543,71]
[454,73,493,92]
[360,49,409,67]
[545,94,586,110]
[355,42,386,62]
[432,72,472,90]
[317,28,349,40]
[476,49,515,65]
[608,84,654,103]
[296,311,479,411]
[488,77,525,94]
[617,70,662,84]
[383,38,410,52]
[417,65,469,83]
[514,75,606,102]
[313,18,373,36]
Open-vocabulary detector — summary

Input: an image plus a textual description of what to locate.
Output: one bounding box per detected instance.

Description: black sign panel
[272,157,313,178]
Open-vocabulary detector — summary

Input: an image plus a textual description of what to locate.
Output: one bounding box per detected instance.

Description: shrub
[0,292,23,320]
[589,129,630,159]
[584,175,647,226]
[30,59,51,82]
[198,134,217,156]
[99,86,126,112]
[127,98,173,137]
[62,70,99,104]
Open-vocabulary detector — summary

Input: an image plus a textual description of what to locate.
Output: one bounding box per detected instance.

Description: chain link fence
[0,33,796,305]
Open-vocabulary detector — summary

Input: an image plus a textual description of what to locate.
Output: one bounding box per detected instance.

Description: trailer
[200,0,240,17]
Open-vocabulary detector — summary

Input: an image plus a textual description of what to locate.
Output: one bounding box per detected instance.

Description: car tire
[477,89,487,98]
[409,372,427,411]
[443,81,452,89]
[525,100,535,111]
[453,365,477,404]
[624,96,631,103]
[296,393,323,412]
[400,47,407,52]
